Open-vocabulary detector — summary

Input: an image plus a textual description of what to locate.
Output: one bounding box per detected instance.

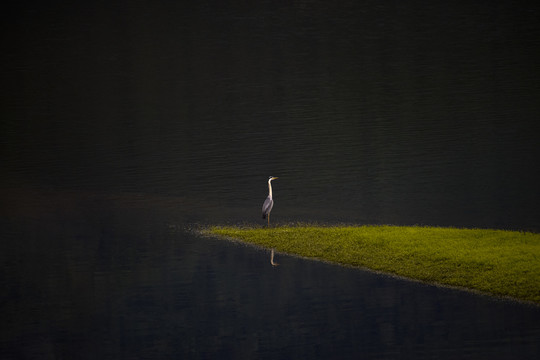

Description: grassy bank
[205,225,540,304]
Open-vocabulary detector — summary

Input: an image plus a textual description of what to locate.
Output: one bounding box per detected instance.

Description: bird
[262,176,278,226]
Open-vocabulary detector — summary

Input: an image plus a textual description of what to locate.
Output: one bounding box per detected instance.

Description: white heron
[262,176,278,226]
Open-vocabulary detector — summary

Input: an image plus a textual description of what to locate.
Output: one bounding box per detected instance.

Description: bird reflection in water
[270,248,279,266]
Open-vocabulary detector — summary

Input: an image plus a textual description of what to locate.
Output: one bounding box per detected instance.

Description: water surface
[2,1,540,358]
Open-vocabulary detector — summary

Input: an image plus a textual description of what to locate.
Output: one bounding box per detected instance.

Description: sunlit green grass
[205,225,540,304]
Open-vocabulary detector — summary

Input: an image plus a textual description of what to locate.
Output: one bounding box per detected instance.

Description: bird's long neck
[268,179,273,198]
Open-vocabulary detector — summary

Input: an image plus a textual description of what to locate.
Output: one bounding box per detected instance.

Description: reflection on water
[1,190,539,359]
[3,0,540,358]
[270,248,279,266]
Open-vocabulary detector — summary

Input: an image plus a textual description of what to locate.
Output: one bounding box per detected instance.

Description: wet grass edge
[201,224,540,306]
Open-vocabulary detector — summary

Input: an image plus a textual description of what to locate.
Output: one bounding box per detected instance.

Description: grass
[204,225,540,304]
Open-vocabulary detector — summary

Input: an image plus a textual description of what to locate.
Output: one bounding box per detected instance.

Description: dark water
[2,1,540,358]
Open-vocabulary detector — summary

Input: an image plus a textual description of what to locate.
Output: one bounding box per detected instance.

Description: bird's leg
[267,213,270,227]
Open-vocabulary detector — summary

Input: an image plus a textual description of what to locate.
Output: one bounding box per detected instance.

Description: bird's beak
[271,177,279,180]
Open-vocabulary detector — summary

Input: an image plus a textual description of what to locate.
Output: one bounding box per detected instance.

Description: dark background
[3,0,540,230]
[2,1,540,358]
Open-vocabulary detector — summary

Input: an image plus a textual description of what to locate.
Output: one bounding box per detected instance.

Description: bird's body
[262,176,278,226]
[262,196,273,220]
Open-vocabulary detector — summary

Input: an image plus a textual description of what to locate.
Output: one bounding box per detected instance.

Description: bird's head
[268,176,279,181]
